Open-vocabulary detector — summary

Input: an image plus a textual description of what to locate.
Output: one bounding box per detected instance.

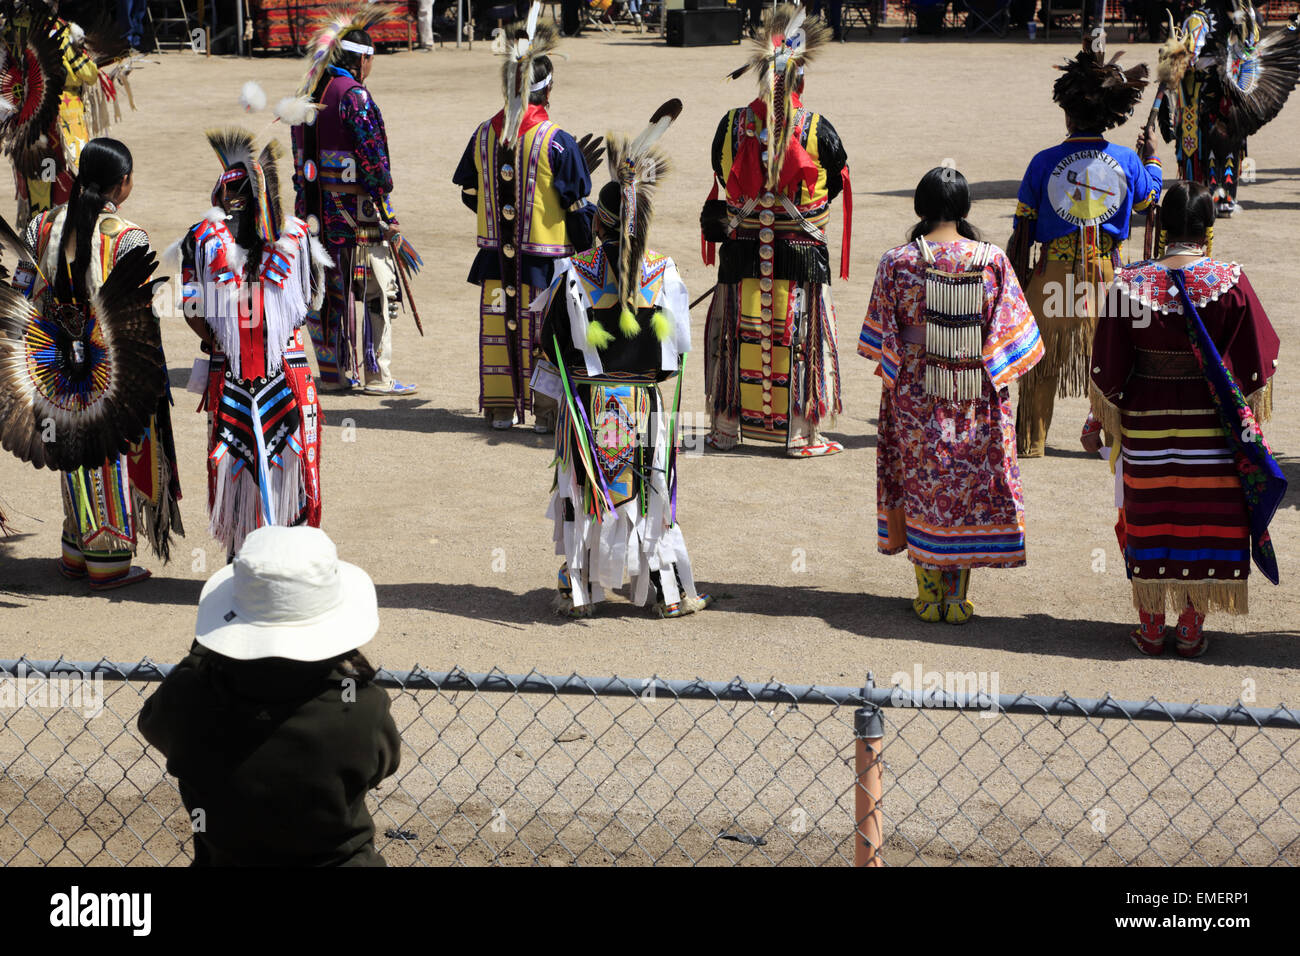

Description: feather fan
[1217,16,1300,136]
[0,246,165,472]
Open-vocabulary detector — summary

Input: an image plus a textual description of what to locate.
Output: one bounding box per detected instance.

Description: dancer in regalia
[0,137,180,588]
[1156,0,1300,218]
[860,168,1043,625]
[1090,182,1283,657]
[701,4,850,458]
[1007,43,1161,459]
[2,2,141,231]
[176,128,329,560]
[290,7,416,395]
[454,2,598,432]
[534,101,708,619]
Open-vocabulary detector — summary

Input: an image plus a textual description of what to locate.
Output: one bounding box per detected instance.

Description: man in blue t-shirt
[1007,47,1161,458]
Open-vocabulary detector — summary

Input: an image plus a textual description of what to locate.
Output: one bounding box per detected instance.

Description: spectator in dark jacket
[138,525,400,866]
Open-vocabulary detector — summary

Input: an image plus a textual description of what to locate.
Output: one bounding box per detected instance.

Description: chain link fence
[0,658,1297,866]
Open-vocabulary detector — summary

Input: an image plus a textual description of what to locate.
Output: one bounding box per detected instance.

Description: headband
[596,200,618,228]
[530,74,552,93]
[339,39,374,55]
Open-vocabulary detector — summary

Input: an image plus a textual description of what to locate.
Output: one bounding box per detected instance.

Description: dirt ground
[2,28,1299,712]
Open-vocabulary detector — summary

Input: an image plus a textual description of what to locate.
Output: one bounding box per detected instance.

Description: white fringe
[200,220,312,379]
[547,402,699,610]
[209,447,306,556]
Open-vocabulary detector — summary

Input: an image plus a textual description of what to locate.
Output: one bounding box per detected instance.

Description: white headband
[339,39,374,55]
[530,74,552,93]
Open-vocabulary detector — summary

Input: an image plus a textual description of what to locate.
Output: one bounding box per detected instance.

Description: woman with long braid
[21,137,182,589]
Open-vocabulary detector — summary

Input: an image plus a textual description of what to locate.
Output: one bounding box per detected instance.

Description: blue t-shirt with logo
[1016,135,1162,244]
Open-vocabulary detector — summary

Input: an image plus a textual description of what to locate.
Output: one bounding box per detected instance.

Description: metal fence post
[854,700,884,867]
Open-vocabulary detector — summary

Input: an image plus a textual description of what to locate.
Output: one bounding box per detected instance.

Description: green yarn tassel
[650,310,672,342]
[586,319,613,349]
[618,306,640,338]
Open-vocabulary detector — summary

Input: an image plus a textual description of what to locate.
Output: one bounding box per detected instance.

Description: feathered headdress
[1052,43,1149,132]
[296,4,393,97]
[206,127,284,244]
[589,99,682,344]
[725,4,829,191]
[498,2,559,149]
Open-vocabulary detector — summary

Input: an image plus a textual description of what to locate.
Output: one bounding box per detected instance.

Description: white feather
[240,81,267,113]
[526,0,541,39]
[227,244,247,278]
[273,95,320,126]
[159,237,184,278]
[308,235,334,269]
[68,22,86,47]
[205,206,228,224]
[786,7,806,39]
[628,116,672,160]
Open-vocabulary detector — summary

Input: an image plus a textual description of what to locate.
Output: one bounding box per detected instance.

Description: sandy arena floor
[1,29,1298,712]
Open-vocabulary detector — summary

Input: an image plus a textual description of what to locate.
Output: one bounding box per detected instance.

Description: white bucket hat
[195,526,379,661]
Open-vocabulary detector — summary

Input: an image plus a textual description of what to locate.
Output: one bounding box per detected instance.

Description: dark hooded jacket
[138,643,401,866]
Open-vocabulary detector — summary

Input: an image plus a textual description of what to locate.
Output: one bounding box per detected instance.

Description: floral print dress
[860,240,1043,569]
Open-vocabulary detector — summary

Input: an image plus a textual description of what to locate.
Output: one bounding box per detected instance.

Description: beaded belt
[1134,349,1201,378]
[568,370,659,387]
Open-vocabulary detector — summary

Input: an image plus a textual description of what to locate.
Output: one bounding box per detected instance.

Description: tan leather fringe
[1247,381,1272,424]
[1088,381,1123,442]
[1131,579,1249,617]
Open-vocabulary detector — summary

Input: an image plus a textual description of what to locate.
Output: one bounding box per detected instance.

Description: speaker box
[665,8,743,46]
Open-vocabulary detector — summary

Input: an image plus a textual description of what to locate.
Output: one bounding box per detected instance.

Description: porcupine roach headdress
[592,99,683,343]
[206,126,284,245]
[0,223,166,472]
[0,5,67,174]
[1052,42,1149,133]
[499,2,559,149]
[296,3,393,98]
[726,4,829,191]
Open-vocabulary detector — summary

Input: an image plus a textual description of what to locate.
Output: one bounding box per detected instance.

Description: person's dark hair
[1160,180,1215,244]
[334,28,373,77]
[596,181,620,235]
[908,166,980,242]
[528,56,553,106]
[57,137,133,303]
[336,649,377,684]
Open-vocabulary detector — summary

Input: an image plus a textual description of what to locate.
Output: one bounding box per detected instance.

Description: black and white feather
[605,99,682,313]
